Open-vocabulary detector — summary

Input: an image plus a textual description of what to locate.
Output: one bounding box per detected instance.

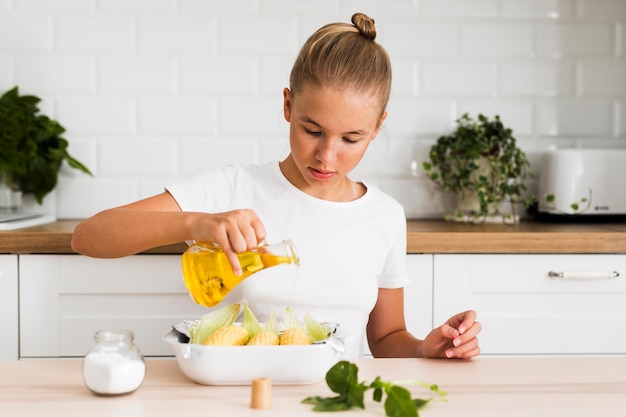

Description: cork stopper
[250,377,272,409]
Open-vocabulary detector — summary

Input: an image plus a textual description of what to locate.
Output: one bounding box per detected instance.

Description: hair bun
[351,13,376,40]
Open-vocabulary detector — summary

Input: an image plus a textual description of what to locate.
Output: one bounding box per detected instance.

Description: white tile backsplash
[536,23,615,58]
[137,97,217,135]
[0,0,624,220]
[99,56,176,94]
[14,56,95,93]
[421,61,496,96]
[56,17,134,52]
[498,60,575,97]
[0,16,51,52]
[462,23,534,57]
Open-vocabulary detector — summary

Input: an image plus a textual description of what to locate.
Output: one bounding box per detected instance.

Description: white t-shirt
[166,162,410,357]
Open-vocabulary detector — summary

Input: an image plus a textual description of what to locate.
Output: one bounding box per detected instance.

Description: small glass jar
[82,329,146,396]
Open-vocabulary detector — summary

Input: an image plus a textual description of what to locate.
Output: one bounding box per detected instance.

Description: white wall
[1,0,625,219]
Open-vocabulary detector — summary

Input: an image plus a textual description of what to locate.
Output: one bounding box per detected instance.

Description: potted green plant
[422,113,532,224]
[0,86,92,212]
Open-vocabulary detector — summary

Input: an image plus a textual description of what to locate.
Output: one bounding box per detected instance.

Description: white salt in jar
[82,329,146,396]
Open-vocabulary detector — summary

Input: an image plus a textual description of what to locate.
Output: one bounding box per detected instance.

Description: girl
[72,13,481,359]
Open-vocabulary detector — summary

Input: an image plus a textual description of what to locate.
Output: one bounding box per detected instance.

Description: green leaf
[302,361,446,417]
[384,385,418,417]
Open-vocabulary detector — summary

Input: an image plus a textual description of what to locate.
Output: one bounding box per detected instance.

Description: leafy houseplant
[0,86,92,209]
[422,113,532,224]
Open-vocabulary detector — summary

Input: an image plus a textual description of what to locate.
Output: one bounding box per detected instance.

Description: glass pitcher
[181,239,299,307]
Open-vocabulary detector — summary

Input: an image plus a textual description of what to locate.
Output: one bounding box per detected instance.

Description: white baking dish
[162,327,344,385]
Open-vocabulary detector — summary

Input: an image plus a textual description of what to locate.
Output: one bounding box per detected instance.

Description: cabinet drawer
[19,255,207,358]
[433,254,626,355]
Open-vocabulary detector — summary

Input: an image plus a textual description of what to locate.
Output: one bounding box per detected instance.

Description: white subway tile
[180,0,257,12]
[617,100,626,137]
[385,98,455,136]
[456,100,534,136]
[220,97,288,135]
[390,59,419,97]
[56,17,133,52]
[536,23,614,58]
[342,0,418,18]
[579,0,626,19]
[99,56,176,94]
[264,0,340,13]
[0,56,12,87]
[179,56,258,94]
[537,99,613,136]
[138,17,216,52]
[178,138,258,177]
[138,178,178,200]
[62,135,98,177]
[354,138,418,177]
[258,138,290,163]
[500,0,577,19]
[421,0,498,17]
[259,56,292,95]
[0,16,51,52]
[615,23,626,58]
[578,60,626,96]
[220,18,299,54]
[56,178,140,218]
[378,177,455,219]
[99,138,177,176]
[499,60,575,97]
[137,97,217,135]
[15,0,94,11]
[381,22,459,57]
[56,97,135,135]
[462,23,534,57]
[421,61,495,96]
[14,56,95,93]
[99,0,176,11]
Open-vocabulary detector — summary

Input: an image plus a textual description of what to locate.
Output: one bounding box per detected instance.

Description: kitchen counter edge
[1,219,626,254]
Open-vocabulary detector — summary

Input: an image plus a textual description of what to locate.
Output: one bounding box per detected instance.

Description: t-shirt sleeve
[165,165,239,213]
[377,205,411,289]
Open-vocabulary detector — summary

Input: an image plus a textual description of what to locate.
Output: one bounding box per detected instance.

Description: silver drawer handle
[548,270,620,280]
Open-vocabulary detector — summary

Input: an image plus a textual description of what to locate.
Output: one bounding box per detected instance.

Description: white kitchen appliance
[538,148,626,219]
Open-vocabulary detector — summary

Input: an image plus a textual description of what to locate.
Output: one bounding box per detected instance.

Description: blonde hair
[289,13,392,113]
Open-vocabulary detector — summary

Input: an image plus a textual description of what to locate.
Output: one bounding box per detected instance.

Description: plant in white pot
[0,86,92,212]
[422,113,532,224]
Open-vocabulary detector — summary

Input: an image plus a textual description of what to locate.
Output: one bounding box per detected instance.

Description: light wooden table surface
[1,356,625,416]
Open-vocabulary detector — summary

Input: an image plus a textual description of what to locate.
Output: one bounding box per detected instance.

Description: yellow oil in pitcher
[182,240,299,307]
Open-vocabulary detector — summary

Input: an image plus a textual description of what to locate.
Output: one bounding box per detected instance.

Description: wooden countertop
[1,219,626,254]
[1,357,625,416]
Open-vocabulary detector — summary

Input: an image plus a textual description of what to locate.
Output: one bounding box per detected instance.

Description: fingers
[444,319,482,359]
[448,309,477,335]
[430,310,481,359]
[190,209,266,275]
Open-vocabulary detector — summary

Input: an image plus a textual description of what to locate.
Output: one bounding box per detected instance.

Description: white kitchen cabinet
[19,254,207,357]
[404,254,434,338]
[0,255,18,360]
[433,254,626,355]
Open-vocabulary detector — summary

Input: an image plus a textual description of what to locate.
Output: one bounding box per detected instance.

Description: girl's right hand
[190,209,266,275]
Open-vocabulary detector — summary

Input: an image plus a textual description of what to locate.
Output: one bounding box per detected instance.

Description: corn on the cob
[203,325,249,346]
[247,330,280,346]
[279,327,312,345]
[190,303,240,344]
